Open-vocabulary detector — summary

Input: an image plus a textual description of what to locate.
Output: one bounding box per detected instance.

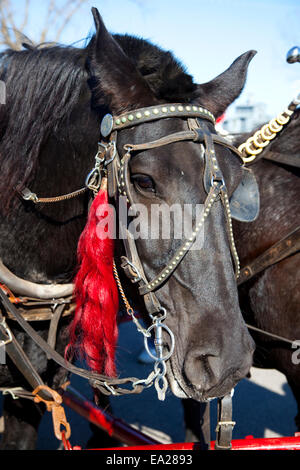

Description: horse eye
[132,174,155,192]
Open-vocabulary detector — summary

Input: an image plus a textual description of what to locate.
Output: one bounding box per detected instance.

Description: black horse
[0,8,255,449]
[232,109,300,429]
[183,108,300,444]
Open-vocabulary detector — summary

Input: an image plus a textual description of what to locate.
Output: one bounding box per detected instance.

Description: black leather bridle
[92,103,243,307]
[85,102,245,399]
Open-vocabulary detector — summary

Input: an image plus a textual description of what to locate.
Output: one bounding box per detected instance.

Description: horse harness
[0,104,247,399]
[0,101,299,449]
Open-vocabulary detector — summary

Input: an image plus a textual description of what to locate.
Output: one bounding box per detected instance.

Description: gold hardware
[238,102,297,164]
[32,385,71,441]
[113,261,150,337]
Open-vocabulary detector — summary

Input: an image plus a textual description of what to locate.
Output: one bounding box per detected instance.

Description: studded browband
[100,103,215,137]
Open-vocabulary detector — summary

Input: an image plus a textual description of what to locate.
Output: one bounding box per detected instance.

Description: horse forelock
[113,34,197,102]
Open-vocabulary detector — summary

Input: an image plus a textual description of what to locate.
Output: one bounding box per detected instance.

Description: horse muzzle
[166,323,255,401]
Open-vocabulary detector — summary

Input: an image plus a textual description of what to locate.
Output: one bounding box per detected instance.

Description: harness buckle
[120,256,142,283]
[211,175,225,189]
[20,188,39,203]
[215,420,236,433]
[0,317,13,347]
[85,141,117,193]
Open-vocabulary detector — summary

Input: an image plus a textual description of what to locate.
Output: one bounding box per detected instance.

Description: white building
[222,100,271,134]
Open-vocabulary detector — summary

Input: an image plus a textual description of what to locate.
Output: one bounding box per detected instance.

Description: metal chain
[21,186,87,204]
[112,260,151,337]
[21,141,116,204]
[238,93,300,164]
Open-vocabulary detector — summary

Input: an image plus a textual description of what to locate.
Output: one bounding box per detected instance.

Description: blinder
[194,123,260,223]
[229,167,260,222]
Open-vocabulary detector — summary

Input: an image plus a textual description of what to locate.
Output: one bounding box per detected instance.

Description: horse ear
[89,8,157,113]
[195,50,256,118]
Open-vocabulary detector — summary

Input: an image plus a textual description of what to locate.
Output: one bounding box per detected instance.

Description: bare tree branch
[54,0,85,42]
[0,0,89,50]
[19,0,30,32]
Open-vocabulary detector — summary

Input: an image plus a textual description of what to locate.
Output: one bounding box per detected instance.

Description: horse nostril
[205,354,222,381]
[184,351,221,390]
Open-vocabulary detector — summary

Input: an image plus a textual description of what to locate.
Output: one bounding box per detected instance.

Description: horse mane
[0,45,88,214]
[0,33,196,215]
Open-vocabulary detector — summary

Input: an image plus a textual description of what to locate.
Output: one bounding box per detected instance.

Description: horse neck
[0,109,100,283]
[233,159,300,266]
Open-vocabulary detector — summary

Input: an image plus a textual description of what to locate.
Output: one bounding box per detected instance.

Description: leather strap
[47,304,66,356]
[112,103,215,131]
[0,287,153,396]
[123,130,244,162]
[238,226,300,285]
[0,312,45,392]
[215,394,235,450]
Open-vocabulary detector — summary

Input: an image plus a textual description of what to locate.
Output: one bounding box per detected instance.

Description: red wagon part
[62,386,159,447]
[61,386,300,451]
[98,436,300,451]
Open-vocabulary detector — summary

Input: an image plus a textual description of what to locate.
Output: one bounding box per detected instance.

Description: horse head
[70,8,256,401]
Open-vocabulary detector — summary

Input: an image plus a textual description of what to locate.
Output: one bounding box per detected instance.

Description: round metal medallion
[100,113,114,137]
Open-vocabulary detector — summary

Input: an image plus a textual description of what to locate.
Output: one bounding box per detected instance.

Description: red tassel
[67,178,119,376]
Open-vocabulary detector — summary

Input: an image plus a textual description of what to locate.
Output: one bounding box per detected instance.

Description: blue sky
[10,0,300,116]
